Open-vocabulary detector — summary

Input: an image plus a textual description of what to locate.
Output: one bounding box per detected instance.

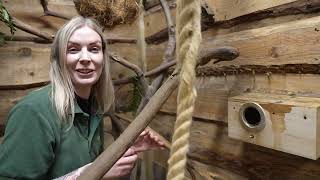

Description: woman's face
[66,26,104,91]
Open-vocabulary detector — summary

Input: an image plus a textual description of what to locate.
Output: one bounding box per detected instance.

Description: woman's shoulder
[16,85,53,109]
[9,85,58,122]
[6,84,60,131]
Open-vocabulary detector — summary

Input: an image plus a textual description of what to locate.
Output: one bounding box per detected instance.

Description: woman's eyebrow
[67,41,79,45]
[67,41,102,45]
[89,41,102,45]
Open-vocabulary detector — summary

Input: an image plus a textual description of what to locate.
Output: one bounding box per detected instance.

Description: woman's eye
[90,47,101,53]
[67,48,79,54]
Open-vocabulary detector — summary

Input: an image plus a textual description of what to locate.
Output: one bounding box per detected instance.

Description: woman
[0,16,164,179]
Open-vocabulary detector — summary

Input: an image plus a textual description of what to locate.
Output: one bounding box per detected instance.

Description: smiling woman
[0,16,165,180]
[66,26,104,99]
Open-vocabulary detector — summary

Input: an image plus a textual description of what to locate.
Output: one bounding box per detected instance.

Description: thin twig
[145,60,176,77]
[40,0,70,20]
[109,52,150,92]
[109,52,143,76]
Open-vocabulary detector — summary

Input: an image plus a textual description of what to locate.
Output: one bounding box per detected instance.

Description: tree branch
[40,0,70,20]
[109,52,150,93]
[145,60,176,77]
[12,17,53,41]
[114,46,239,86]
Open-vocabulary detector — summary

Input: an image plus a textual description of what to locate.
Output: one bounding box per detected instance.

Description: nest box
[228,93,320,160]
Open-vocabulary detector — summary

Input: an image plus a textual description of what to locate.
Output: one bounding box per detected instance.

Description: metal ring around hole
[239,102,266,132]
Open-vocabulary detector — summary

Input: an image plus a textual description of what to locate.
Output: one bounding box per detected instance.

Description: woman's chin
[73,79,98,88]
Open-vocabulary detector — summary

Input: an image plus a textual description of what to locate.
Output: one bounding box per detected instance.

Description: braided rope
[167,0,201,179]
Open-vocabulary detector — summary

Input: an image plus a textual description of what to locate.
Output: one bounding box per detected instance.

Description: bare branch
[109,52,150,93]
[145,60,176,77]
[109,52,143,76]
[12,17,53,41]
[114,46,239,86]
[40,0,69,20]
[113,78,133,86]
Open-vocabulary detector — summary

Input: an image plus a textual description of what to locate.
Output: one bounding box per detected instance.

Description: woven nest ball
[74,0,139,29]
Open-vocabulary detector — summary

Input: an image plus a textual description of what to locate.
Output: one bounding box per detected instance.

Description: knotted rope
[167,0,201,179]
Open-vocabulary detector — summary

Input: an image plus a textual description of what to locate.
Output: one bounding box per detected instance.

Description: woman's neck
[74,86,91,99]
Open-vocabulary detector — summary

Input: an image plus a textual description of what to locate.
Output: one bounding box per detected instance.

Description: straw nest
[74,0,139,29]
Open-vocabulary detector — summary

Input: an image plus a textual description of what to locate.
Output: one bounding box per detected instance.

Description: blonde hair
[49,16,114,123]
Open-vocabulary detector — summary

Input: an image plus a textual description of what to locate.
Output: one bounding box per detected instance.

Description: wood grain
[206,0,298,21]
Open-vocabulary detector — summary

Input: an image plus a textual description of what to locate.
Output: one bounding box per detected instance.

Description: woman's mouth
[76,69,94,74]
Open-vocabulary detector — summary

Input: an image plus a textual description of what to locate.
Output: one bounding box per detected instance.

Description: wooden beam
[0,41,51,86]
[188,160,247,180]
[206,0,299,21]
[202,15,320,67]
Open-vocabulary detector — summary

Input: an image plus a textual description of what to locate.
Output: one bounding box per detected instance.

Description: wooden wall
[2,0,320,179]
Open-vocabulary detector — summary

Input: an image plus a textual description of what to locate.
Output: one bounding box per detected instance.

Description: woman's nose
[79,48,91,62]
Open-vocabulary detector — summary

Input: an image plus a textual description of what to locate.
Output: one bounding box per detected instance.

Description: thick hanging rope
[167,0,201,179]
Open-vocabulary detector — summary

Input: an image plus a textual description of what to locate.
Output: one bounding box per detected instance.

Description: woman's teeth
[77,69,93,73]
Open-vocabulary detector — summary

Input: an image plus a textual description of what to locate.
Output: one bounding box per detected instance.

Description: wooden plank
[189,120,320,179]
[205,0,298,21]
[202,15,320,67]
[105,5,176,40]
[188,160,248,180]
[0,41,51,86]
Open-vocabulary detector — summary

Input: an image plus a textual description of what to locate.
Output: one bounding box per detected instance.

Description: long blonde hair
[49,16,114,123]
